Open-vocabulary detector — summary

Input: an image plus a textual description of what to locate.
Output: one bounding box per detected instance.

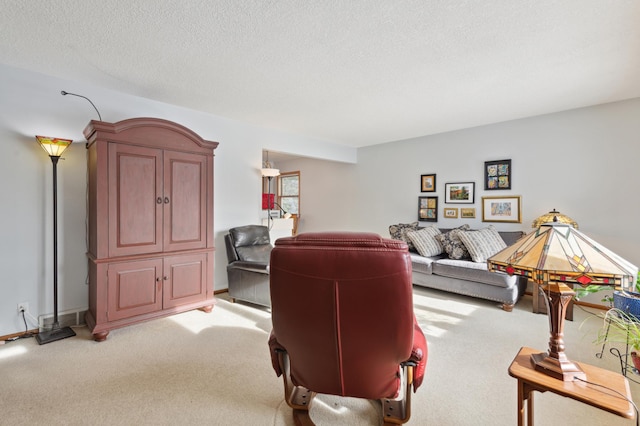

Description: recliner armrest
[227,261,269,274]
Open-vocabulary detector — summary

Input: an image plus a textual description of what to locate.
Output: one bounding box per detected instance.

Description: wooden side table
[508,346,635,426]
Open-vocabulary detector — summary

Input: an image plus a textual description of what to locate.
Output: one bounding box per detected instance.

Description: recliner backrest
[227,225,272,264]
[269,232,415,400]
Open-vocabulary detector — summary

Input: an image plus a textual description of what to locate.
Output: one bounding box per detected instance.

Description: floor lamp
[261,151,280,230]
[35,136,76,345]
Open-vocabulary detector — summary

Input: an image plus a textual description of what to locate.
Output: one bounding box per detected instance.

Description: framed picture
[484,159,511,190]
[418,196,438,222]
[460,208,476,219]
[482,196,521,223]
[443,208,458,218]
[444,182,475,204]
[421,174,436,192]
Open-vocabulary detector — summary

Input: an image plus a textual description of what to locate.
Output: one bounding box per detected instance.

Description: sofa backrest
[497,231,526,246]
[438,228,525,247]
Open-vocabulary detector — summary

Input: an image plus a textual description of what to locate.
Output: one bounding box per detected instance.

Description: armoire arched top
[83,117,219,153]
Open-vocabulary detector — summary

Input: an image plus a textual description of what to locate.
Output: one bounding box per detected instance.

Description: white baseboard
[38,309,87,330]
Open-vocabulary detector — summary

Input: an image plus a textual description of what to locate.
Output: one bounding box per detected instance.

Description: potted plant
[574,272,640,313]
[595,307,640,372]
[611,272,640,319]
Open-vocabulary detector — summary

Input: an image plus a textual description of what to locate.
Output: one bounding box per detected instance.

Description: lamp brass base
[531,352,586,381]
[35,326,76,345]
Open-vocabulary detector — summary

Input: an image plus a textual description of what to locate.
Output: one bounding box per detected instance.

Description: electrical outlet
[17,302,28,314]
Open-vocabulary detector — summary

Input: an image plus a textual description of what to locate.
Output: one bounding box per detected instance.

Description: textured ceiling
[2,0,639,147]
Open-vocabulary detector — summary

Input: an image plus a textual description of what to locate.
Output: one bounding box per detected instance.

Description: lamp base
[35,325,76,345]
[531,352,586,381]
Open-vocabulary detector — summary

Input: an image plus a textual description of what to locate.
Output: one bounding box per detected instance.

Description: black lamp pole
[36,152,76,344]
[266,176,273,230]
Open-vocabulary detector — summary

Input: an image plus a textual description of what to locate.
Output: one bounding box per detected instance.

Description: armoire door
[163,253,207,309]
[108,143,163,257]
[163,150,208,252]
[107,259,163,321]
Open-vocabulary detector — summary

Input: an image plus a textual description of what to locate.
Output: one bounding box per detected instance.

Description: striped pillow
[457,225,506,263]
[406,226,443,257]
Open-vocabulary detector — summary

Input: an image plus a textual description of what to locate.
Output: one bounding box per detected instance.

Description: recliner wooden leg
[292,409,315,426]
[278,351,317,409]
[381,365,413,425]
[278,351,413,425]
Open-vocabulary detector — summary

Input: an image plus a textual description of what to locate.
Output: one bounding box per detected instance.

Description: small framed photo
[443,208,458,218]
[482,196,521,223]
[418,196,438,222]
[484,159,511,190]
[445,182,475,204]
[460,208,476,219]
[421,174,436,192]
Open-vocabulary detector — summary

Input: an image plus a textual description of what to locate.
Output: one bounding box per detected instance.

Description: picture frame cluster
[417,159,521,223]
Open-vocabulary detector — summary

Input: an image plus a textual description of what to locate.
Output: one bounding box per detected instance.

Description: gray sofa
[390,224,528,311]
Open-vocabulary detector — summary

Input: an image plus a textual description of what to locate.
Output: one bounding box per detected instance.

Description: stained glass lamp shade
[36,136,72,157]
[532,208,579,229]
[488,222,637,380]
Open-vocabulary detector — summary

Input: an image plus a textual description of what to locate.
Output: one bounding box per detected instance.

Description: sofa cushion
[433,258,517,288]
[435,224,471,260]
[410,252,441,275]
[406,226,443,257]
[389,222,420,251]
[457,225,507,263]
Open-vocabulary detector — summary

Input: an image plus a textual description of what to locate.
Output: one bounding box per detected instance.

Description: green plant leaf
[594,308,640,351]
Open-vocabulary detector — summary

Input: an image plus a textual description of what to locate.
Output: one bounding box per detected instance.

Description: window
[278,171,300,215]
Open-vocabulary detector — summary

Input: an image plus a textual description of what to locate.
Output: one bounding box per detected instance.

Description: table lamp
[488,222,637,381]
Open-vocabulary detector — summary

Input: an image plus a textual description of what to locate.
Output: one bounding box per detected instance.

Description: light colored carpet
[1,287,638,425]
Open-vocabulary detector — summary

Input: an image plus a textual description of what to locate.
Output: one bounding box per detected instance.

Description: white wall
[0,63,356,336]
[352,98,640,267]
[274,157,358,233]
[277,99,640,307]
[251,99,640,274]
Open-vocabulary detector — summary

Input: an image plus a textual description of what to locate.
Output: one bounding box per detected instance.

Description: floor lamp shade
[36,136,72,156]
[35,135,76,345]
[488,222,637,380]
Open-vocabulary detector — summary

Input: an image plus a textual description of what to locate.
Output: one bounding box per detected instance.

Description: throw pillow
[389,222,420,251]
[406,226,443,257]
[435,224,471,260]
[458,225,507,263]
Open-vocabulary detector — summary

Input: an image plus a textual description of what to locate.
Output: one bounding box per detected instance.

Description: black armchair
[224,225,272,307]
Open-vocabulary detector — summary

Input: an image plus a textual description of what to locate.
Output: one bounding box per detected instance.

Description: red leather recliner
[268,232,428,425]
